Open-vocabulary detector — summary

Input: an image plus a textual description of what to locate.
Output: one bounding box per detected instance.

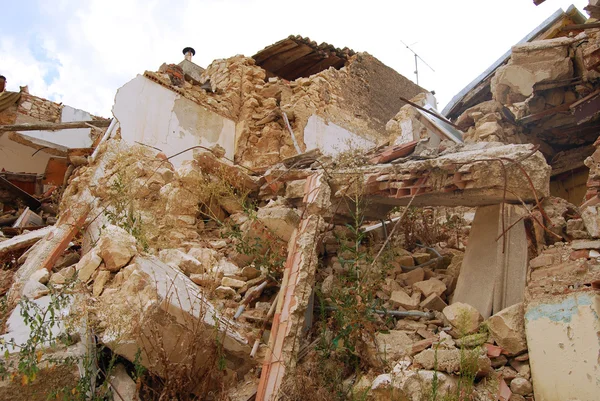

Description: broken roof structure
[1,3,600,400]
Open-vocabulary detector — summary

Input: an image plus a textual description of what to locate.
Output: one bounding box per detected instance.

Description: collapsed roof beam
[0,119,112,132]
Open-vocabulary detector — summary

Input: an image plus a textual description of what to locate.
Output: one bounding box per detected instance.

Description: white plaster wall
[0,133,52,173]
[15,105,93,149]
[113,75,235,167]
[525,292,600,401]
[303,115,376,157]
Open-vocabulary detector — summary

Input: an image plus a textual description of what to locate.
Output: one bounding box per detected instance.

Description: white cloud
[1,0,591,117]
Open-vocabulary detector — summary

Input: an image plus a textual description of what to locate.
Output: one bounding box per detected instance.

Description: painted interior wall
[303,114,376,156]
[525,292,600,401]
[113,75,236,167]
[0,133,52,174]
[15,105,93,149]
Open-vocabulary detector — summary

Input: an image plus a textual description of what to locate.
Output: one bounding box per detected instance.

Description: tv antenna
[401,40,435,85]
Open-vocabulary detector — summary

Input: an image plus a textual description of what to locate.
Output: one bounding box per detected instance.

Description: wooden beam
[0,119,112,132]
[533,0,546,5]
[560,22,600,31]
[0,226,53,258]
[517,102,574,125]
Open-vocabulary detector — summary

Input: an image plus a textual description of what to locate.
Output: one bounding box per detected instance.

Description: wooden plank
[12,207,43,228]
[0,176,41,209]
[560,22,600,31]
[0,119,111,132]
[518,102,573,125]
[261,45,314,75]
[43,157,69,186]
[253,39,300,65]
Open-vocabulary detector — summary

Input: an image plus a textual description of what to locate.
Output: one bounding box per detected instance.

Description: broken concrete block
[486,303,527,356]
[30,268,50,284]
[159,248,204,275]
[397,267,424,286]
[109,363,138,401]
[213,259,240,276]
[93,270,111,297]
[49,266,76,285]
[97,225,137,272]
[76,251,103,282]
[390,290,420,310]
[443,302,482,335]
[256,205,300,242]
[510,377,532,396]
[188,247,219,270]
[221,277,245,288]
[581,205,600,238]
[189,273,215,287]
[240,265,260,280]
[412,252,431,264]
[215,286,239,299]
[420,293,448,312]
[413,348,492,376]
[413,278,446,297]
[375,330,412,361]
[22,280,50,299]
[97,256,252,383]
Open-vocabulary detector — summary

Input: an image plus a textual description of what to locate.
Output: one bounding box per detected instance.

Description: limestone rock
[188,247,219,270]
[486,303,527,356]
[49,266,76,285]
[397,267,424,286]
[76,251,103,282]
[97,225,137,272]
[221,277,245,288]
[509,377,532,396]
[443,302,483,334]
[375,331,413,361]
[321,274,334,295]
[213,259,240,276]
[93,271,111,297]
[190,273,215,287]
[412,253,430,264]
[240,265,260,280]
[109,364,138,401]
[402,370,457,401]
[390,290,420,310]
[22,280,50,299]
[159,248,204,275]
[413,348,492,376]
[582,205,600,238]
[420,294,447,312]
[54,252,80,269]
[30,268,50,284]
[413,278,446,297]
[215,286,238,299]
[256,205,300,241]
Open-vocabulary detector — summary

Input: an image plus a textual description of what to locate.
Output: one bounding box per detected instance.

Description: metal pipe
[320,305,434,319]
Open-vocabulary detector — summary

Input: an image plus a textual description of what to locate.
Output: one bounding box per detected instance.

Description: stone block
[97,225,137,272]
[375,330,413,361]
[529,254,554,268]
[256,205,300,242]
[390,290,420,310]
[397,267,424,286]
[76,251,102,282]
[443,302,482,334]
[159,248,204,275]
[420,294,448,312]
[413,278,446,297]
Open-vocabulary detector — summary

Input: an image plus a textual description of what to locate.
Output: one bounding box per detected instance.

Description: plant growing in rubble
[0,286,72,384]
[104,171,149,251]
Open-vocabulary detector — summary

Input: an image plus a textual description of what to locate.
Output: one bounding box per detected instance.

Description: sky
[0,0,590,117]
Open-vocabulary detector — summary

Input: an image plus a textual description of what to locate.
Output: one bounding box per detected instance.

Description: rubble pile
[1,5,600,401]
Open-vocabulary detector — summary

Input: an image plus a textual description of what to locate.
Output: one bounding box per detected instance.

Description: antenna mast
[401,40,435,85]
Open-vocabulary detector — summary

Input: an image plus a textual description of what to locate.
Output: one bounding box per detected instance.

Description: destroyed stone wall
[146,50,427,168]
[16,92,62,124]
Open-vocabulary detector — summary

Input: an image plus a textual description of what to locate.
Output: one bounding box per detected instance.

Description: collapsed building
[0,3,599,401]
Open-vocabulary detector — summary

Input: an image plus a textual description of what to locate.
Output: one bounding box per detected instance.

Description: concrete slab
[452,204,527,318]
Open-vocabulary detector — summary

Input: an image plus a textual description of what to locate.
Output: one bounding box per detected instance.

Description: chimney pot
[182,47,196,62]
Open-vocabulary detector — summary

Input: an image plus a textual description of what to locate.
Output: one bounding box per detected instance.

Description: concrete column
[452,204,528,318]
